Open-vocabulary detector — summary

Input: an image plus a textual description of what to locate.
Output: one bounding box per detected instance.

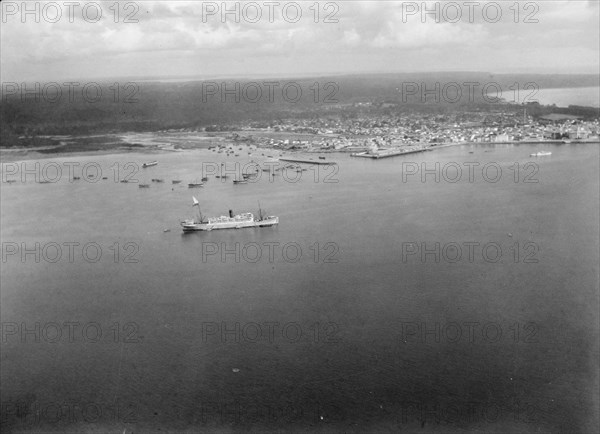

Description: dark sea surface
[1,143,598,433]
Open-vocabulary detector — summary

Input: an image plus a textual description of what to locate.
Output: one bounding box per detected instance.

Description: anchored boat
[188,177,204,187]
[142,161,158,168]
[181,197,278,232]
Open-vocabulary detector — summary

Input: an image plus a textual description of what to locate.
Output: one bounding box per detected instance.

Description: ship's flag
[192,196,199,207]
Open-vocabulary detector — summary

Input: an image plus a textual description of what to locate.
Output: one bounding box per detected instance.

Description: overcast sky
[1,1,599,82]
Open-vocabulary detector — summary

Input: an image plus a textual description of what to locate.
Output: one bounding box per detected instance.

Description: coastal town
[203,108,600,157]
[11,103,595,156]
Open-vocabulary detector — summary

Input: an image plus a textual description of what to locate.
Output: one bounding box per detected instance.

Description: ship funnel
[229,209,233,218]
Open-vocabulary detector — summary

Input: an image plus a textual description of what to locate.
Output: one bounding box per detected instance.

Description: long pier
[350,148,431,159]
[349,139,600,159]
[279,158,337,165]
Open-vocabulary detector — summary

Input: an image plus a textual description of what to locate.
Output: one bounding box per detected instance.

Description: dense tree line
[1,73,598,147]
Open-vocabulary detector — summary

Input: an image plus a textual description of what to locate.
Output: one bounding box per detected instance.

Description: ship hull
[182,217,278,232]
[530,152,552,157]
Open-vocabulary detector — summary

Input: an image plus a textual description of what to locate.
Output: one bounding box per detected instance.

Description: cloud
[1,0,598,81]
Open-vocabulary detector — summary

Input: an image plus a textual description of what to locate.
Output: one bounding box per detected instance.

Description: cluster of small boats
[136,161,262,188]
[211,145,242,156]
[131,159,316,188]
[70,176,108,181]
[136,161,280,232]
[210,145,253,157]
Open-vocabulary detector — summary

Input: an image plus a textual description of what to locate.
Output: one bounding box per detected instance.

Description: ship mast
[192,196,203,223]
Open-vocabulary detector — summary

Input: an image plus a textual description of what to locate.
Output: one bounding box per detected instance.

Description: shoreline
[1,139,598,163]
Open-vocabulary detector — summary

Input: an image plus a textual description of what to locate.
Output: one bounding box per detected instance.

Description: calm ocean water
[524,86,599,108]
[1,143,598,432]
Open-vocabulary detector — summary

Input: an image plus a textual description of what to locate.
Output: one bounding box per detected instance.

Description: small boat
[233,179,248,184]
[102,177,108,180]
[73,176,81,180]
[172,180,182,184]
[142,161,158,168]
[139,184,150,188]
[201,177,208,182]
[188,179,204,187]
[120,179,129,183]
[319,156,326,160]
[151,178,164,183]
[530,151,552,157]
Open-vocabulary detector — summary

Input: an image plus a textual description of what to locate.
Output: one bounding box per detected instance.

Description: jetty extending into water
[351,147,431,159]
[349,139,600,159]
[279,157,337,165]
